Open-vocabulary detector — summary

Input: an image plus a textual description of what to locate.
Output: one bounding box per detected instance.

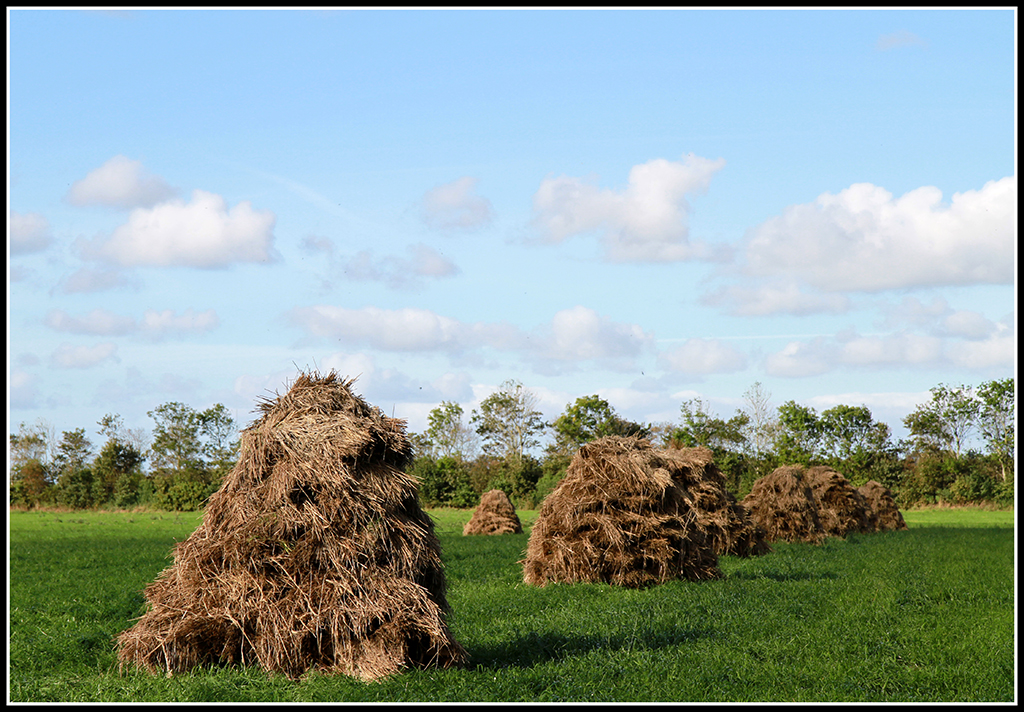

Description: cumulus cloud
[657,338,748,375]
[288,305,523,353]
[878,296,1006,340]
[10,211,54,255]
[763,320,1015,378]
[742,177,1015,292]
[77,189,277,268]
[531,153,727,262]
[55,267,138,294]
[9,369,40,409]
[541,305,653,363]
[421,176,495,231]
[700,281,851,316]
[287,304,651,372]
[45,307,219,339]
[50,342,119,369]
[876,30,927,51]
[46,308,136,336]
[65,155,178,209]
[342,243,459,289]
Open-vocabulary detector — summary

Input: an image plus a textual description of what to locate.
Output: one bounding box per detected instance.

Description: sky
[7,8,1017,457]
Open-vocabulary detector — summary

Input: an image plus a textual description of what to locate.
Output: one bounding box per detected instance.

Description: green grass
[8,506,1015,702]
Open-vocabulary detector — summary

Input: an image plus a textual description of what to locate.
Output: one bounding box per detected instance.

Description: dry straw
[741,465,826,544]
[522,436,767,589]
[463,489,523,535]
[804,465,873,538]
[116,370,467,681]
[856,480,908,532]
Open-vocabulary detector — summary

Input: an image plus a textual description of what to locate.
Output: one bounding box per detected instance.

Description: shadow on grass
[467,625,713,671]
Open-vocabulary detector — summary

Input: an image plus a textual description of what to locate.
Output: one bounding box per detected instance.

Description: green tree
[424,401,476,460]
[550,394,648,454]
[977,378,1014,481]
[53,428,96,509]
[903,383,980,458]
[471,379,547,466]
[774,401,821,465]
[674,398,749,451]
[9,420,55,508]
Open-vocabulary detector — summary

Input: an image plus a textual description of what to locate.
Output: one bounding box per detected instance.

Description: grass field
[7,505,1016,702]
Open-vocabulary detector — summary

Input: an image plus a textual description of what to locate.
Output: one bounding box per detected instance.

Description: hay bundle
[741,465,825,544]
[804,465,873,537]
[857,480,908,532]
[522,436,725,589]
[664,445,770,558]
[116,370,467,681]
[463,489,523,535]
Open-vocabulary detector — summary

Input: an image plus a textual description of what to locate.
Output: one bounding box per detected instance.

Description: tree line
[8,377,1014,512]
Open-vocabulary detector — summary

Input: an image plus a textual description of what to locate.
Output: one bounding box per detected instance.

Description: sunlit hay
[522,436,726,589]
[115,370,468,682]
[804,465,873,538]
[857,480,908,532]
[741,465,825,545]
[463,489,523,535]
[662,444,771,558]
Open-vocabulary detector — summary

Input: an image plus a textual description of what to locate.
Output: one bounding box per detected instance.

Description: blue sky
[7,8,1016,454]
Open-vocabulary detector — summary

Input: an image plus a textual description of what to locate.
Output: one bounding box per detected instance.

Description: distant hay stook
[116,370,468,682]
[523,437,766,590]
[804,465,872,538]
[857,480,908,532]
[463,489,523,535]
[741,465,826,545]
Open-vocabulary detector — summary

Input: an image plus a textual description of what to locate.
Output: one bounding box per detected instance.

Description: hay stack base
[523,437,745,589]
[463,489,523,535]
[116,371,467,682]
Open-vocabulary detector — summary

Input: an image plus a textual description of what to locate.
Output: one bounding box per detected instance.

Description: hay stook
[856,480,908,531]
[116,370,468,682]
[522,436,754,589]
[741,465,826,544]
[804,465,873,538]
[463,488,523,535]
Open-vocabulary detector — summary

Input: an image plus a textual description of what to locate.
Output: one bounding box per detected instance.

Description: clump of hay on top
[523,436,727,589]
[741,465,825,544]
[857,480,908,532]
[116,370,468,682]
[463,489,523,535]
[804,465,873,538]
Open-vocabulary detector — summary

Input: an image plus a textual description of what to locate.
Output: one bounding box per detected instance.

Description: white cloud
[876,30,927,51]
[878,296,1005,340]
[50,342,119,369]
[65,155,178,209]
[421,176,495,231]
[657,338,748,375]
[10,211,54,255]
[78,189,277,268]
[542,305,653,362]
[288,305,522,353]
[139,308,220,338]
[531,153,726,262]
[763,339,837,378]
[9,369,40,409]
[287,304,651,373]
[56,267,137,294]
[45,307,219,339]
[701,281,851,316]
[341,243,459,289]
[743,177,1015,292]
[46,308,136,336]
[763,320,1016,377]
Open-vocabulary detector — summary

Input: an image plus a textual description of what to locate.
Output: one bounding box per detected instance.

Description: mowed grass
[8,506,1015,703]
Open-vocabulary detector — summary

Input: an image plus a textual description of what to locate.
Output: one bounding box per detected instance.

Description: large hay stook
[116,370,468,682]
